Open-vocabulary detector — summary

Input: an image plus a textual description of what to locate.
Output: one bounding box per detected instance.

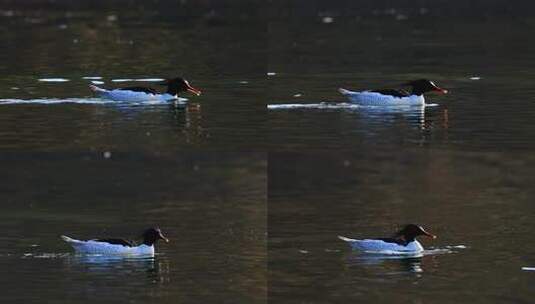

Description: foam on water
[268,102,361,110]
[0,98,114,105]
[21,252,70,259]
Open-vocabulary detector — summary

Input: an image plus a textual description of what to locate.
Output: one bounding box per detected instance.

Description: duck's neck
[410,88,425,96]
[166,84,179,95]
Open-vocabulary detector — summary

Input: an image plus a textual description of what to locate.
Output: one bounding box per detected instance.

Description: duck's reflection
[170,102,206,142]
[345,252,424,274]
[63,254,171,283]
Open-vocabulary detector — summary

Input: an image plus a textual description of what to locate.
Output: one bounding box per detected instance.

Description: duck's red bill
[433,87,448,94]
[423,230,437,239]
[186,84,202,96]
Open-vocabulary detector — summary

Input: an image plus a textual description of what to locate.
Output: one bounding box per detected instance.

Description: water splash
[0,97,188,106]
[21,252,70,259]
[0,98,114,105]
[268,102,361,110]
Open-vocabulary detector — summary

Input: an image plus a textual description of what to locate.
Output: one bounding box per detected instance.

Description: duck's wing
[92,238,134,247]
[375,237,408,246]
[338,235,358,242]
[117,87,158,94]
[61,235,84,244]
[370,89,410,97]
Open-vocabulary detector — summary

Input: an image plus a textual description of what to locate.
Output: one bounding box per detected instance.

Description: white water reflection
[343,245,463,274]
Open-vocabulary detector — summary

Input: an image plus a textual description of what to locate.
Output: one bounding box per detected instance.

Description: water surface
[0,152,266,304]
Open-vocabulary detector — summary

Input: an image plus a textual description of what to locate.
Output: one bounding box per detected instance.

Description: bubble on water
[103,151,112,159]
[322,16,334,24]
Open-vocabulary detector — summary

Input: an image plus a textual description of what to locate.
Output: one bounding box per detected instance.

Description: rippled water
[0,2,266,303]
[269,151,535,303]
[0,152,266,303]
[3,1,535,303]
[0,1,265,151]
[267,2,535,303]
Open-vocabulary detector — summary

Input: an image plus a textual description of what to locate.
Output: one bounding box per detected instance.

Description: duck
[338,79,448,106]
[89,77,201,102]
[61,227,169,255]
[338,224,436,254]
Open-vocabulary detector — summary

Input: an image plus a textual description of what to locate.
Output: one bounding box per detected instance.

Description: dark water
[0,1,265,151]
[2,1,535,303]
[267,2,535,304]
[0,2,266,304]
[269,151,535,303]
[0,152,266,303]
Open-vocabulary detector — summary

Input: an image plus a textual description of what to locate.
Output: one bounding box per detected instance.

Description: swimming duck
[61,227,169,255]
[338,79,447,106]
[338,224,436,254]
[89,77,201,102]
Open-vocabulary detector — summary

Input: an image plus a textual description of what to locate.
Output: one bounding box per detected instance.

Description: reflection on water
[63,254,171,284]
[0,152,266,303]
[269,150,535,303]
[343,247,458,274]
[268,102,432,130]
[346,253,425,274]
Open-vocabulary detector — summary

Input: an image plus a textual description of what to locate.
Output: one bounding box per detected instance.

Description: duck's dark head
[159,77,202,96]
[142,227,169,246]
[404,79,448,96]
[395,224,436,242]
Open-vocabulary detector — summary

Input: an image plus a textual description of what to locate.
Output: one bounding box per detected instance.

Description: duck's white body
[338,236,424,254]
[61,235,155,255]
[338,88,425,106]
[89,85,177,102]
